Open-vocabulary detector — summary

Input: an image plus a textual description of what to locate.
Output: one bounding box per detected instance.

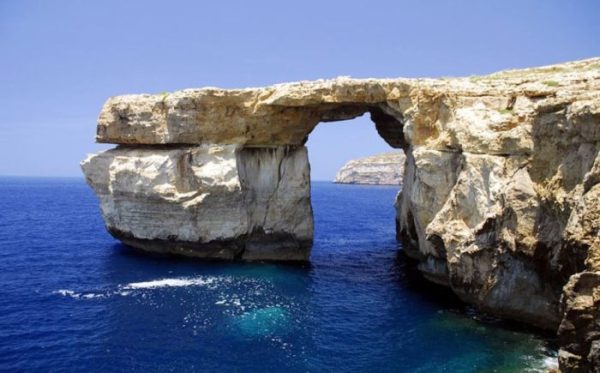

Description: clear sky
[1,1,599,180]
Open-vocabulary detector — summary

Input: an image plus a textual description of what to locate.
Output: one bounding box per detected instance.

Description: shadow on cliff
[108,242,315,270]
[393,248,559,342]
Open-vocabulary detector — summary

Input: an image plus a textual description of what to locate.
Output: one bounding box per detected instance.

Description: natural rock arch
[87,83,412,262]
[82,58,600,371]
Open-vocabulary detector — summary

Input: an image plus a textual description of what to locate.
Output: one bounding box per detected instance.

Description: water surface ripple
[0,178,556,372]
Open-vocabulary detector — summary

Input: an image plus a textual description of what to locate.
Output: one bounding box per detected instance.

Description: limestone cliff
[82,145,312,261]
[334,152,405,185]
[82,58,600,371]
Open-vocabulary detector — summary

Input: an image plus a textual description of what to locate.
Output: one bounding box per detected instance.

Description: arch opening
[84,91,411,263]
[303,103,407,152]
[305,109,404,182]
[303,108,407,260]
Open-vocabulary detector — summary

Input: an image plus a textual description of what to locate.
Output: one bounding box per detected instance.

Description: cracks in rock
[429,146,532,158]
[506,96,517,111]
[262,147,286,230]
[237,146,298,237]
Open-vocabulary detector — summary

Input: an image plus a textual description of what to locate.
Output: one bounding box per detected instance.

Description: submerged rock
[334,152,405,185]
[83,57,600,370]
[231,306,290,337]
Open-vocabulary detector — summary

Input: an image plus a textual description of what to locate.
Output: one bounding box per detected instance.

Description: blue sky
[1,1,599,180]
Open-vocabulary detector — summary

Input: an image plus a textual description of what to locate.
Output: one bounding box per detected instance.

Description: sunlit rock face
[83,58,600,370]
[334,152,405,185]
[82,145,313,261]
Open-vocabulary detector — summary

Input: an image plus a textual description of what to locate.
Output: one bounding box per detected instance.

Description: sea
[0,178,558,372]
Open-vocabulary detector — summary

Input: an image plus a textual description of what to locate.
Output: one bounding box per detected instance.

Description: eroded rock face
[334,152,405,185]
[83,58,600,370]
[82,145,313,261]
[558,269,600,372]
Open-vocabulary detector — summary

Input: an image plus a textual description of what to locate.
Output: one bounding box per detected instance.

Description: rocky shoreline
[82,58,600,372]
[334,152,405,185]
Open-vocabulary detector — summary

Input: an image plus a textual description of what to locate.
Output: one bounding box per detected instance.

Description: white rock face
[82,145,313,261]
[334,152,405,185]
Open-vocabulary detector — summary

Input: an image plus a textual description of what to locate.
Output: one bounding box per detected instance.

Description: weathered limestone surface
[83,58,600,371]
[558,269,600,372]
[334,152,405,185]
[82,145,313,261]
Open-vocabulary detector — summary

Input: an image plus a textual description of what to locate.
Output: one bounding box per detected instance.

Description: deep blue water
[0,178,557,372]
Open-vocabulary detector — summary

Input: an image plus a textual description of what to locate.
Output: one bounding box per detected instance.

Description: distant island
[334,152,405,185]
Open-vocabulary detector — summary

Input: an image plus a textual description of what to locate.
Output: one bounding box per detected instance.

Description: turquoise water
[0,178,557,371]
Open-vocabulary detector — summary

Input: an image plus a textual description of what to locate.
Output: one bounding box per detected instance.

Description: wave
[54,289,78,298]
[53,276,217,300]
[123,277,215,289]
[53,289,107,299]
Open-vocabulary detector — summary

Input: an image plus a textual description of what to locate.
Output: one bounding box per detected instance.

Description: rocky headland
[334,152,405,185]
[82,58,600,371]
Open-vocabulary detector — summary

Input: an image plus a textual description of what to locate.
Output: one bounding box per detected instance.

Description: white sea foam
[123,277,215,290]
[54,289,80,298]
[54,276,218,301]
[54,289,106,299]
[542,356,558,371]
[82,293,105,299]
